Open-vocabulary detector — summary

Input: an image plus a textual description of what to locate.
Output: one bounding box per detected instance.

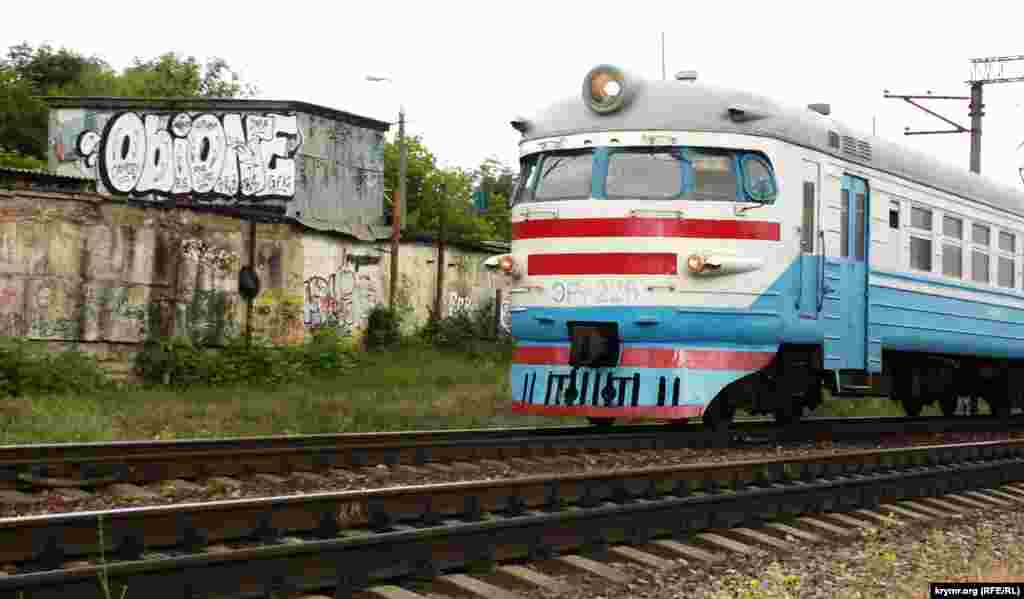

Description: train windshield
[512,146,773,204]
[514,149,592,204]
[606,148,737,201]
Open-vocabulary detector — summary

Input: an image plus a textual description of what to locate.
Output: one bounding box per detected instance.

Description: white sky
[6,0,1024,186]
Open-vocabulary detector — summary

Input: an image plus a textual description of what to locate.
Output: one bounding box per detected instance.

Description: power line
[884,54,1024,174]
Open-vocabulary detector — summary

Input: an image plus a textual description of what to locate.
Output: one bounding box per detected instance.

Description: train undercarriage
[696,346,1024,431]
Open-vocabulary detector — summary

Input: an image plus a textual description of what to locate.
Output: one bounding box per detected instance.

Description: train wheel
[901,397,923,417]
[702,398,734,433]
[938,395,958,417]
[987,396,1011,419]
[588,418,615,427]
[773,403,802,426]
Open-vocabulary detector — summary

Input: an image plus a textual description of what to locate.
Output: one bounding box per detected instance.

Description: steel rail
[1,437,1023,597]
[3,415,1023,491]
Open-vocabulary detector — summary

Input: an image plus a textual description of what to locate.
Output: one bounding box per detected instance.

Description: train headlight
[686,254,706,273]
[583,65,634,114]
[499,255,516,274]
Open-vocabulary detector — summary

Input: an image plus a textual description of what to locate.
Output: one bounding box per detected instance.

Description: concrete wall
[0,189,506,377]
[300,234,510,337]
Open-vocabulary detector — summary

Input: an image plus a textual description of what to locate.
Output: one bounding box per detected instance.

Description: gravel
[514,493,1024,599]
[1,430,1022,519]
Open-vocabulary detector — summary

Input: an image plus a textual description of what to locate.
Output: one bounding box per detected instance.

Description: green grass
[4,339,988,445]
[0,345,582,445]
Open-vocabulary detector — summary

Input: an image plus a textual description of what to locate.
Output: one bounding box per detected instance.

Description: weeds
[96,514,128,599]
[0,338,115,398]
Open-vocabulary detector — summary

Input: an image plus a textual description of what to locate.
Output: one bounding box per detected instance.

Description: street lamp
[365,75,407,311]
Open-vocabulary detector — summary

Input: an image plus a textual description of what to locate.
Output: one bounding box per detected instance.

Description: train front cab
[501,135,808,428]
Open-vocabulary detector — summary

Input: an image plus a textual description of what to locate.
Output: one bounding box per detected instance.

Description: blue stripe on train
[510,363,754,408]
[870,270,1024,359]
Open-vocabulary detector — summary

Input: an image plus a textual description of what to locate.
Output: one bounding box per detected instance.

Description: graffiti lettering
[550,280,643,306]
[0,232,12,262]
[499,296,512,333]
[446,292,474,317]
[79,111,303,201]
[303,265,379,333]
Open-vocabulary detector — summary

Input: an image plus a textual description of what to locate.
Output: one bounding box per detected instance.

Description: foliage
[0,148,46,170]
[133,331,357,388]
[383,135,515,243]
[0,43,257,161]
[418,297,514,359]
[0,338,115,398]
[473,156,516,241]
[364,305,403,350]
[118,53,258,99]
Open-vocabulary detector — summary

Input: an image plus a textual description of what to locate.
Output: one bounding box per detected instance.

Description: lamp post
[366,75,407,310]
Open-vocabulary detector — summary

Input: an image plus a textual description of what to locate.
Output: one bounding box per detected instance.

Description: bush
[419,297,514,359]
[0,338,114,398]
[365,305,402,350]
[134,331,358,388]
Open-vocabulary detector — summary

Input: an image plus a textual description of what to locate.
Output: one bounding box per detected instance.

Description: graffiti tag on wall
[446,292,473,317]
[303,268,378,333]
[76,112,303,201]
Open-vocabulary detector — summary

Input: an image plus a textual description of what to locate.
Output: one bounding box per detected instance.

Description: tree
[382,135,512,243]
[382,134,436,226]
[0,43,257,167]
[117,53,257,98]
[473,156,516,241]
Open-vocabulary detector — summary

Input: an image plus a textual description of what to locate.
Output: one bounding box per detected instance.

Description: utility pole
[433,183,447,322]
[884,54,1024,174]
[390,107,407,310]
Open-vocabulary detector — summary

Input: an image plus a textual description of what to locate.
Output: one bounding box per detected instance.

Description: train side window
[998,231,1015,288]
[801,181,815,252]
[908,206,933,273]
[889,202,899,229]
[972,223,991,284]
[942,215,964,279]
[999,231,1015,252]
[911,207,932,229]
[973,224,990,246]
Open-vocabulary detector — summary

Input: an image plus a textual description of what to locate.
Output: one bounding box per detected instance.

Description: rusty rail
[3,415,1023,491]
[1,437,1023,597]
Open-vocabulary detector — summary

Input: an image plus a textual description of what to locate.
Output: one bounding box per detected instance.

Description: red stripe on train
[528,252,677,275]
[510,402,705,419]
[513,346,775,370]
[513,217,780,241]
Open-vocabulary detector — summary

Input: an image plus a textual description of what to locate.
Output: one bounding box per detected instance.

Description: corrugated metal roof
[522,77,1024,218]
[0,165,95,182]
[42,96,391,132]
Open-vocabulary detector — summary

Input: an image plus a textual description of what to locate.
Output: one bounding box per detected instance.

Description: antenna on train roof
[660,32,666,81]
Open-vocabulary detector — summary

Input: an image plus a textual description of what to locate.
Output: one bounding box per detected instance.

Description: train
[487,64,1024,430]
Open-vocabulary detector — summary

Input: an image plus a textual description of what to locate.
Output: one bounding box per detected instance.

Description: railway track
[2,437,1024,597]
[4,415,1023,494]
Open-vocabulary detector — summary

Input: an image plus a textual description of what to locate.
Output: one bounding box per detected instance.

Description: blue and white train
[488,64,1024,428]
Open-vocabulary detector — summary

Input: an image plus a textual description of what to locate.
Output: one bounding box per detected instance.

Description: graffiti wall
[0,189,305,372]
[396,241,509,331]
[0,188,505,377]
[47,99,389,238]
[302,233,383,335]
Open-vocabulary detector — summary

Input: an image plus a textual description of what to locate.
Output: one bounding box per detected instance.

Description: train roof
[521,75,1024,218]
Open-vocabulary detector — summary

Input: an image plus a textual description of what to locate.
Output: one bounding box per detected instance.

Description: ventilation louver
[841,135,872,161]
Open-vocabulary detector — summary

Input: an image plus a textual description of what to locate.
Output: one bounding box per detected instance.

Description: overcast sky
[6,1,1024,187]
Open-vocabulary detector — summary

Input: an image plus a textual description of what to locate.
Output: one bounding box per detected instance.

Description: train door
[822,173,869,371]
[798,160,821,319]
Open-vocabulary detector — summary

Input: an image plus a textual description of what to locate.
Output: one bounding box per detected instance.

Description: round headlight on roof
[582,64,635,114]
